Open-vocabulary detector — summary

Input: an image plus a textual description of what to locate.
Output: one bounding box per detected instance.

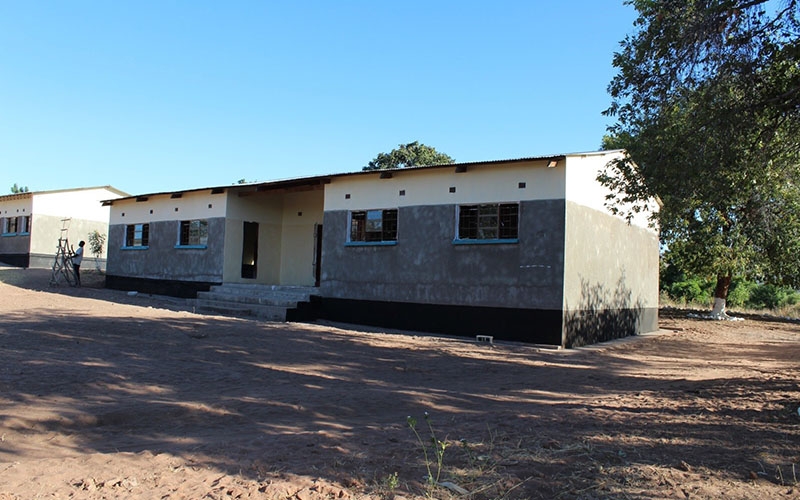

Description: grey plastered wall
[562,202,660,346]
[320,199,566,309]
[106,217,225,282]
[0,233,30,256]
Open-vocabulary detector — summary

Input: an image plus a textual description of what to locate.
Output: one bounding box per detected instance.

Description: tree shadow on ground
[0,275,799,499]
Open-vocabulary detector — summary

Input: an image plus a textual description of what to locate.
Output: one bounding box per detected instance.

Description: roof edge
[103,149,623,202]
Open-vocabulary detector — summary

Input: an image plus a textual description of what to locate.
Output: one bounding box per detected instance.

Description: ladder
[49,218,76,286]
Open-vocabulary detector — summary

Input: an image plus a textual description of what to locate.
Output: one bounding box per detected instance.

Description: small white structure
[0,186,128,269]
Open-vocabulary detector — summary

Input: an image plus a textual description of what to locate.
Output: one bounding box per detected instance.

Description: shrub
[726,280,756,308]
[667,277,712,305]
[747,284,800,310]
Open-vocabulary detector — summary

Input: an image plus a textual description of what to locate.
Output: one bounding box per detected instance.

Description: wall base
[315,297,564,346]
[0,253,30,268]
[106,275,219,298]
[564,307,659,348]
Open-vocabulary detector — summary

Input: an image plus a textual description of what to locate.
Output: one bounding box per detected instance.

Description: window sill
[121,246,149,250]
[174,244,208,249]
[1,233,18,237]
[452,238,519,245]
[345,241,398,247]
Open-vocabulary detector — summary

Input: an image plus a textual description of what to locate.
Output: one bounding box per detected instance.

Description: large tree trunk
[709,273,733,319]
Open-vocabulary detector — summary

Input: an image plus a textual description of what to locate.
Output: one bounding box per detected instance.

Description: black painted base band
[0,254,30,268]
[315,297,565,346]
[105,274,219,298]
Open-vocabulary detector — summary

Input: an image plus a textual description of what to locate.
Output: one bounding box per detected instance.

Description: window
[457,203,519,241]
[125,223,149,247]
[179,219,208,246]
[349,209,397,243]
[5,217,18,234]
[19,216,30,234]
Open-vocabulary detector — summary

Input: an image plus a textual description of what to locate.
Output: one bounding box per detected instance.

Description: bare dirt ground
[0,266,798,500]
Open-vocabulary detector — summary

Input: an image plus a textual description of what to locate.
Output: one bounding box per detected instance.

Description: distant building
[104,150,659,347]
[0,186,128,269]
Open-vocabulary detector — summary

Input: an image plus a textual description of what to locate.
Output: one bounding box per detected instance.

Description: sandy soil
[0,266,798,500]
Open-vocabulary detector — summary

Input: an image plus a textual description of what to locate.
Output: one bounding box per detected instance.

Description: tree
[87,230,106,272]
[601,0,800,318]
[363,141,455,171]
[10,183,29,193]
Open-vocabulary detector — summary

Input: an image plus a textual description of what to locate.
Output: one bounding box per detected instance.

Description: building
[0,186,128,269]
[104,150,659,347]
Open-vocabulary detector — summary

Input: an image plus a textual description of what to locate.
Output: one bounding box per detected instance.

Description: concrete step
[196,298,290,321]
[196,290,302,308]
[194,284,320,322]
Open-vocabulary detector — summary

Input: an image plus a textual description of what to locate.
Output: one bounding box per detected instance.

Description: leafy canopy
[363,141,454,171]
[10,183,29,194]
[602,0,800,289]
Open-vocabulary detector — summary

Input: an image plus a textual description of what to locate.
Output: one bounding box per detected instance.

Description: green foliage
[87,230,106,258]
[385,472,399,491]
[725,280,756,308]
[407,412,449,489]
[661,267,800,310]
[364,141,454,171]
[748,284,800,309]
[10,183,29,194]
[667,277,712,305]
[87,231,107,271]
[602,1,800,297]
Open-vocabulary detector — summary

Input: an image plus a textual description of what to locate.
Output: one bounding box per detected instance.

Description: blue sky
[0,1,637,196]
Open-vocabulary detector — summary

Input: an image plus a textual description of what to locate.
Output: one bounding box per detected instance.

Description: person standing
[73,240,85,287]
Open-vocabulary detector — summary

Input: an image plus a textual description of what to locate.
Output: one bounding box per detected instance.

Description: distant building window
[19,216,31,233]
[179,219,208,246]
[457,203,519,241]
[349,209,397,243]
[125,223,149,247]
[5,217,18,234]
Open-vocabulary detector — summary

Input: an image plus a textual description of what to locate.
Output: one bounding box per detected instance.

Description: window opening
[125,223,150,247]
[179,219,209,246]
[457,203,518,240]
[349,209,397,242]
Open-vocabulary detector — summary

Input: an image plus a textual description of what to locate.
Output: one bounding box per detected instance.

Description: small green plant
[87,230,106,271]
[385,471,399,491]
[407,412,449,488]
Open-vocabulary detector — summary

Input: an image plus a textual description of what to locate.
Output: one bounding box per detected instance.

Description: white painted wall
[109,191,228,225]
[324,160,567,211]
[0,187,124,261]
[563,150,656,231]
[0,195,33,222]
[32,187,121,222]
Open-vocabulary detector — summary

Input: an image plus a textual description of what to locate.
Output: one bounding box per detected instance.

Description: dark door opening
[314,224,323,287]
[241,221,258,279]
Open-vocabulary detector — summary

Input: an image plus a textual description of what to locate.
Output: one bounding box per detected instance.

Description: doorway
[313,224,323,287]
[241,221,258,279]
